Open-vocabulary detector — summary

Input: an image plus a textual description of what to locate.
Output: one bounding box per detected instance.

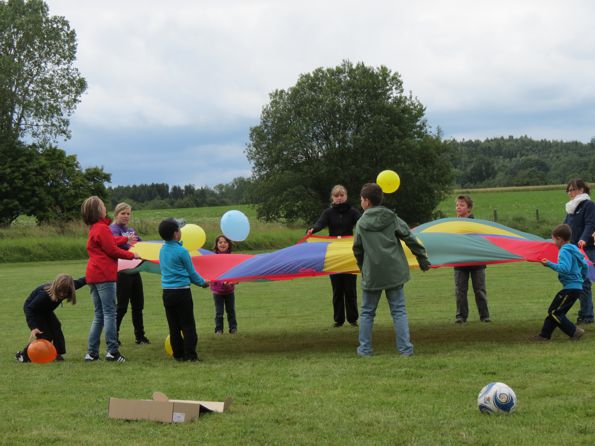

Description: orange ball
[27,339,57,364]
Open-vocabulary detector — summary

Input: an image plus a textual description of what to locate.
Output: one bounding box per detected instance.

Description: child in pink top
[210,235,237,334]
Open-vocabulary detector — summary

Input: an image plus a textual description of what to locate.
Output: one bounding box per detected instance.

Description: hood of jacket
[332,202,353,214]
[358,206,395,232]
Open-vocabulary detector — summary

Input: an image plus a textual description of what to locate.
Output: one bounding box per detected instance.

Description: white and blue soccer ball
[477,382,517,414]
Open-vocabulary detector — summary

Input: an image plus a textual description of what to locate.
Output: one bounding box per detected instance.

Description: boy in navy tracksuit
[158,218,209,361]
[534,224,588,341]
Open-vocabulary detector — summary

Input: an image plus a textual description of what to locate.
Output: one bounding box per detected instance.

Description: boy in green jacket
[353,183,431,356]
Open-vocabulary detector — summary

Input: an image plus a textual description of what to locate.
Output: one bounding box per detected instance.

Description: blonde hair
[114,202,132,218]
[46,274,76,305]
[330,184,347,200]
[81,196,104,225]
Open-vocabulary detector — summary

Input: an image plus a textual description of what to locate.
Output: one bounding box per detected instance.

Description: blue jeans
[214,293,237,333]
[580,249,595,322]
[88,282,119,355]
[357,285,413,356]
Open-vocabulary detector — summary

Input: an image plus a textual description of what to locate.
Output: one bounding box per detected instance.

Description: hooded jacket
[544,243,589,290]
[353,206,430,291]
[86,218,135,283]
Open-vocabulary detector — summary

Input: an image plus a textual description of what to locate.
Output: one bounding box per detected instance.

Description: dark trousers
[21,313,65,361]
[330,273,358,325]
[116,272,145,339]
[454,268,490,321]
[540,289,582,339]
[214,293,237,332]
[162,288,198,360]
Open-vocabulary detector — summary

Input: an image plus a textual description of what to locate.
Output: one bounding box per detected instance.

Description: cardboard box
[108,391,232,423]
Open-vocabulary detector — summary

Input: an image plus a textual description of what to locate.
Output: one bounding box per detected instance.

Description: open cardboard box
[108,391,232,423]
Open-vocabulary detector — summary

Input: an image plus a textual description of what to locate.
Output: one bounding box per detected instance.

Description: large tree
[0,141,110,226]
[246,61,453,225]
[0,0,87,145]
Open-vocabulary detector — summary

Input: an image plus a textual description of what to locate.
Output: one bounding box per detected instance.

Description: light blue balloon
[220,210,250,241]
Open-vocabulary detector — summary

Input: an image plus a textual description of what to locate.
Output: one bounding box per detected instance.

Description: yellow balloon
[376,170,401,193]
[180,224,206,251]
[164,335,173,357]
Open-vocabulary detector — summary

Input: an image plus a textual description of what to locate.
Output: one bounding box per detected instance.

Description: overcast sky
[45,0,595,187]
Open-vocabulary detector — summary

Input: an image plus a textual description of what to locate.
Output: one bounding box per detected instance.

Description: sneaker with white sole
[15,351,28,363]
[84,353,99,362]
[105,351,126,362]
[571,327,585,341]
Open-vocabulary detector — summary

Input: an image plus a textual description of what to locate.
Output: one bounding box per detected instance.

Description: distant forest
[450,136,595,188]
[108,136,595,209]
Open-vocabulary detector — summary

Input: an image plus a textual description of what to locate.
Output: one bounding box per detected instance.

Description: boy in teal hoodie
[159,218,209,361]
[534,223,588,341]
[353,183,431,356]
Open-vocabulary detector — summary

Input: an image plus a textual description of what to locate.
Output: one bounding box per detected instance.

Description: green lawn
[1,259,594,445]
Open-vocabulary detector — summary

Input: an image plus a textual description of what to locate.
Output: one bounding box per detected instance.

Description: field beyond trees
[0,186,570,264]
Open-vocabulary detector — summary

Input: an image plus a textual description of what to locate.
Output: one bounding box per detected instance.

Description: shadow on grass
[200,320,586,358]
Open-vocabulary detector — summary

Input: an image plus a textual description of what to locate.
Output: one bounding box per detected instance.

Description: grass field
[1,259,594,445]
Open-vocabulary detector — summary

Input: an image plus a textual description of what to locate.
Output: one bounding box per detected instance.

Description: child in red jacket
[81,196,139,363]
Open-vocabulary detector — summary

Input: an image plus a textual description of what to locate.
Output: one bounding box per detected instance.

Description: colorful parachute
[119,218,569,282]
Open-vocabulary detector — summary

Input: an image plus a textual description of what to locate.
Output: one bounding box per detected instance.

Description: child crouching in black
[16,274,86,362]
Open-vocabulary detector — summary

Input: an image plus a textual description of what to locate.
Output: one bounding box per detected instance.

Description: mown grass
[1,260,593,445]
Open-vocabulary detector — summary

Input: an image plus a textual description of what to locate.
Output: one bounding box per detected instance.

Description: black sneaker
[349,322,358,327]
[229,328,237,334]
[135,336,151,345]
[333,322,344,327]
[105,351,126,363]
[15,351,27,363]
[54,354,64,362]
[84,353,99,362]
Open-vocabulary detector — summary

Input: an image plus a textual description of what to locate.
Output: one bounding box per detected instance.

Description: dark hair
[456,194,473,209]
[213,234,233,253]
[566,179,590,194]
[552,223,572,242]
[360,183,383,206]
[158,218,180,241]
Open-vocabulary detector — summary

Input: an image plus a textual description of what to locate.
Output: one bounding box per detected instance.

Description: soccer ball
[477,382,517,414]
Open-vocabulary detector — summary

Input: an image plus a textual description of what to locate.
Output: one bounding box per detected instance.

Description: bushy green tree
[0,0,87,144]
[246,61,453,225]
[0,142,108,225]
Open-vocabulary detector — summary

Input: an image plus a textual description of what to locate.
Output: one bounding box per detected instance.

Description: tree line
[450,136,595,188]
[107,177,254,210]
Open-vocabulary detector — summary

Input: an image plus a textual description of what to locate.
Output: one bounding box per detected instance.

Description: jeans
[214,293,237,332]
[579,249,595,322]
[88,282,119,355]
[357,285,413,356]
[454,267,489,321]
